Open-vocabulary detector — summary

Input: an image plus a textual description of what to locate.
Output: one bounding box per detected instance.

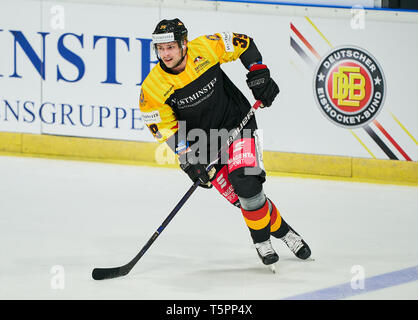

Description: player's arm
[210,32,280,107]
[208,32,252,64]
[139,88,178,145]
[139,88,215,188]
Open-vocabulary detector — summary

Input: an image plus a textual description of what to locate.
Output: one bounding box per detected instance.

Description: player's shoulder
[140,65,173,108]
[142,65,170,95]
[191,33,223,46]
[191,32,237,52]
[142,63,164,89]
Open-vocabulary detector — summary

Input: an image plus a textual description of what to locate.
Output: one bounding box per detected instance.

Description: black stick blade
[92,266,130,280]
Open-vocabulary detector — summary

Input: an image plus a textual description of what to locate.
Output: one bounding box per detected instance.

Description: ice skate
[255,239,279,266]
[280,226,311,260]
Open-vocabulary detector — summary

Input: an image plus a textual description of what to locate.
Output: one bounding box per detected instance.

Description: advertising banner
[0,0,416,161]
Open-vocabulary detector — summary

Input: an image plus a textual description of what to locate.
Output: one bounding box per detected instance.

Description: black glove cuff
[179,162,191,172]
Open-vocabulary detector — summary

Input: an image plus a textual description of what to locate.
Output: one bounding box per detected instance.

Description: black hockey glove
[246,64,280,108]
[180,162,216,189]
[178,146,216,188]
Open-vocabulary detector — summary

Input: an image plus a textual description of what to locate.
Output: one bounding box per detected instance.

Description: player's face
[156,41,184,69]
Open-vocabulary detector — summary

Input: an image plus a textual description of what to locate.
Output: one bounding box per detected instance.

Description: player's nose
[160,50,170,59]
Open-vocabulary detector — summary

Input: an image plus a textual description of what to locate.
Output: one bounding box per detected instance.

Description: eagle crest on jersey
[139,32,250,143]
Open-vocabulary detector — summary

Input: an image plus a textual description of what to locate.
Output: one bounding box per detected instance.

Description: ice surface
[0,155,417,300]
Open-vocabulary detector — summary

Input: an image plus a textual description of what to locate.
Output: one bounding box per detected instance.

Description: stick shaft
[127,179,200,269]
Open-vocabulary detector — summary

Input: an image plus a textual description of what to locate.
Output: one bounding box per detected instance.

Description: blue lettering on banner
[23,101,35,123]
[131,108,143,130]
[115,107,127,129]
[98,105,111,127]
[136,38,158,86]
[2,29,157,85]
[10,30,49,79]
[57,33,85,83]
[93,35,130,85]
[61,103,75,125]
[79,105,94,127]
[0,99,145,131]
[39,102,56,124]
[4,100,19,121]
[0,29,156,136]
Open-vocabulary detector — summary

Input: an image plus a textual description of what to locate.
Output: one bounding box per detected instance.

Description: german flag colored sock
[268,198,290,238]
[241,200,271,244]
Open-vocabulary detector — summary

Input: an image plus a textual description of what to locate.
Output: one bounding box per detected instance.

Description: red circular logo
[314,46,385,128]
[326,61,373,114]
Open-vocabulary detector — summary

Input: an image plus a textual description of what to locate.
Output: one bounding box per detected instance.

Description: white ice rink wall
[0,0,417,184]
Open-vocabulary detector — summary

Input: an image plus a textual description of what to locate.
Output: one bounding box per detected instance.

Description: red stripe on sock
[241,201,269,221]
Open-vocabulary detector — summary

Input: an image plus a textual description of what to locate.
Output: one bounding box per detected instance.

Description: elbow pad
[239,38,263,70]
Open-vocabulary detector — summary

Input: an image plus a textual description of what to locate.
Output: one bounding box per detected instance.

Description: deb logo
[314,46,385,128]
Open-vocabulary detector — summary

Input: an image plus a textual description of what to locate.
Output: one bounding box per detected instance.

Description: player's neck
[171,54,188,74]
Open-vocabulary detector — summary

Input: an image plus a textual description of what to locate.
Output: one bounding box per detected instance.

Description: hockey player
[139,18,311,267]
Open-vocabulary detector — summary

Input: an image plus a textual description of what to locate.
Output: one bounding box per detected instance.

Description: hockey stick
[92,100,263,280]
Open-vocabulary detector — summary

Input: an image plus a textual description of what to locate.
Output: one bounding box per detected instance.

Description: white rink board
[0,0,417,160]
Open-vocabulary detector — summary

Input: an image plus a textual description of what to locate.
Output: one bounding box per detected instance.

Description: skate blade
[268,263,277,274]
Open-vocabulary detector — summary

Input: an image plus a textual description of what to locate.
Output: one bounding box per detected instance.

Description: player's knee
[239,190,266,211]
[228,167,265,198]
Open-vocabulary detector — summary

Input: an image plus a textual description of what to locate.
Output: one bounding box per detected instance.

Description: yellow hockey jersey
[139,32,256,152]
